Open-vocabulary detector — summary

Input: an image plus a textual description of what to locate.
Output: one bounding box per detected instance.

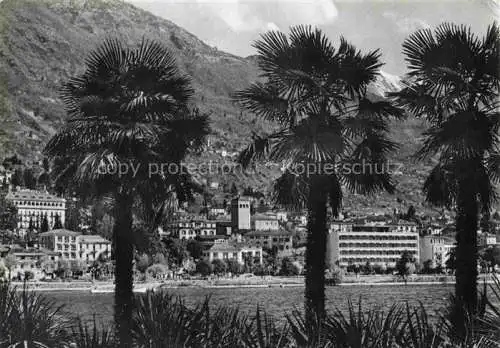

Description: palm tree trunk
[113,192,134,347]
[454,181,478,327]
[305,174,328,328]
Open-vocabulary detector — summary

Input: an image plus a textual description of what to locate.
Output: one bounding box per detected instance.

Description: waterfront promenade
[10,273,498,292]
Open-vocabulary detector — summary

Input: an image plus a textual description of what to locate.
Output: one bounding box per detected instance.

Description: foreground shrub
[70,317,115,348]
[0,282,71,348]
[2,276,500,347]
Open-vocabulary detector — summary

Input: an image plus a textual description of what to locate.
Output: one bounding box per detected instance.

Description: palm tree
[233,26,402,326]
[44,38,209,346]
[393,23,499,328]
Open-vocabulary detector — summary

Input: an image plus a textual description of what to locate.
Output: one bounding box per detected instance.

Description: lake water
[45,284,455,324]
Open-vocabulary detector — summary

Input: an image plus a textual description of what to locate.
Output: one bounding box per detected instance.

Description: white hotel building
[327,221,419,268]
[6,189,66,231]
[39,229,111,263]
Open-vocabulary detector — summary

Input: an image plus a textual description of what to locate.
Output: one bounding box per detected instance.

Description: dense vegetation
[0,277,499,348]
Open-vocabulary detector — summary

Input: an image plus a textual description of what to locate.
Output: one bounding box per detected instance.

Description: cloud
[204,0,338,32]
[482,0,500,16]
[383,11,430,33]
[266,22,281,32]
[131,0,338,32]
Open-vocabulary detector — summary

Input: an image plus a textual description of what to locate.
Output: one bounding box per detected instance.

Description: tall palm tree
[44,38,209,346]
[233,26,402,326]
[393,23,499,329]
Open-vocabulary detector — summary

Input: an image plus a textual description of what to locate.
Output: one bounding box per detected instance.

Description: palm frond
[390,81,441,121]
[340,131,397,195]
[272,171,309,211]
[336,36,383,96]
[416,110,495,161]
[269,118,344,164]
[422,163,458,208]
[233,82,292,126]
[237,132,274,169]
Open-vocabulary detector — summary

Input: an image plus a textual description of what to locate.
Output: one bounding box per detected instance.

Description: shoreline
[10,275,497,292]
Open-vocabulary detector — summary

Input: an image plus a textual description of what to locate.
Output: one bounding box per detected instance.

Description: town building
[215,220,232,236]
[39,229,81,261]
[0,166,13,185]
[478,232,498,247]
[252,213,279,231]
[421,224,444,236]
[6,246,59,280]
[196,235,230,252]
[168,219,217,240]
[77,235,111,262]
[209,206,227,216]
[276,211,288,222]
[6,189,66,231]
[38,229,111,263]
[203,239,262,265]
[419,235,455,268]
[326,221,420,268]
[244,229,294,255]
[231,197,251,232]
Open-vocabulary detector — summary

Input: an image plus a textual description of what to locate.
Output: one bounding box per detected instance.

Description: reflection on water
[46,284,455,324]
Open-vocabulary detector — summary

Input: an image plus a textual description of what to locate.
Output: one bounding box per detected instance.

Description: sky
[127,0,498,75]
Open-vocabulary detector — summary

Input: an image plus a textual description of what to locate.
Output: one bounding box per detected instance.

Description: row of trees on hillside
[4,158,51,190]
[43,22,499,346]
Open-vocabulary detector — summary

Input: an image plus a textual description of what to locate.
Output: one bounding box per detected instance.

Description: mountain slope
[0,0,264,158]
[0,0,433,214]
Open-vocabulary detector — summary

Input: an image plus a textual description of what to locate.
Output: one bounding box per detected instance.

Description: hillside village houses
[2,179,500,280]
[163,195,498,270]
